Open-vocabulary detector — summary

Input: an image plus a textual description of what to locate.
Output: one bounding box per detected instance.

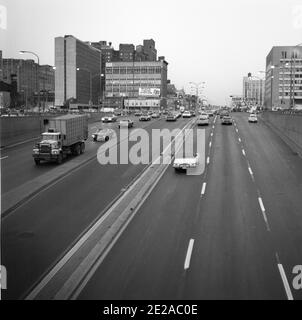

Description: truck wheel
[57,154,63,164]
[80,142,85,154]
[74,144,81,156]
[105,136,109,141]
[34,159,40,165]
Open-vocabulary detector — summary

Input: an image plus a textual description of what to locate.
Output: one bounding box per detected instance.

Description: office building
[55,35,102,107]
[105,56,168,109]
[0,50,3,81]
[265,46,302,109]
[243,76,265,106]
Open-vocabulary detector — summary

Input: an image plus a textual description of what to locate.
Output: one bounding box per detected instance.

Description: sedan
[248,114,258,123]
[221,115,233,125]
[102,114,117,123]
[139,114,151,121]
[92,128,115,142]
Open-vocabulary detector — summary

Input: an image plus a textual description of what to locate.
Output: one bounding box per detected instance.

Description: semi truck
[32,114,88,165]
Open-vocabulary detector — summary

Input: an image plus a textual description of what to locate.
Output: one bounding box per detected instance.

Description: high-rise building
[265,46,302,109]
[105,56,168,109]
[0,50,3,81]
[242,76,265,107]
[55,35,102,107]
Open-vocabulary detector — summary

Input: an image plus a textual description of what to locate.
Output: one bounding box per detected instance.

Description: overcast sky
[1,0,302,105]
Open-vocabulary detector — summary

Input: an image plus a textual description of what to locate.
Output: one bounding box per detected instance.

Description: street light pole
[20,50,41,131]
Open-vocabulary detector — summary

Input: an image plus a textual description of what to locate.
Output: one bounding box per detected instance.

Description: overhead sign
[139,88,160,97]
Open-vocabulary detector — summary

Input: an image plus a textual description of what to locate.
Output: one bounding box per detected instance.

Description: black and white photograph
[1,0,302,308]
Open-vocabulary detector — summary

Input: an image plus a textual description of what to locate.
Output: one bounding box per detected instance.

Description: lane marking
[207,157,210,165]
[184,239,194,270]
[248,167,253,176]
[0,156,8,160]
[211,132,213,137]
[258,197,270,231]
[242,149,246,156]
[209,141,212,148]
[276,254,294,300]
[236,128,239,133]
[238,137,241,142]
[201,182,207,196]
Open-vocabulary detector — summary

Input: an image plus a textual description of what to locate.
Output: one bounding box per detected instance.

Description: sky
[1,0,302,105]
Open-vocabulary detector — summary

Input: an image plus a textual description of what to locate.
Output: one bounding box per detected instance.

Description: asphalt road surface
[2,113,302,300]
[1,116,191,299]
[78,113,302,300]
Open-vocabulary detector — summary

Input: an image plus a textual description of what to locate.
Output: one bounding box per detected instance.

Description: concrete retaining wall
[0,113,106,148]
[261,111,302,156]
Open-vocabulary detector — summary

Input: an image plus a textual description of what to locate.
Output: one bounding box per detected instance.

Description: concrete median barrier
[261,112,302,157]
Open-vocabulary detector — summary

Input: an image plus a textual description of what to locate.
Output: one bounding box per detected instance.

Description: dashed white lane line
[201,182,207,196]
[0,156,8,160]
[242,149,246,156]
[211,133,213,137]
[248,166,253,176]
[258,197,270,231]
[184,239,195,270]
[236,128,239,133]
[207,157,210,165]
[238,137,241,142]
[276,253,294,300]
[209,141,212,148]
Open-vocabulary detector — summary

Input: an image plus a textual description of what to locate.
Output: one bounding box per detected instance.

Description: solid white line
[277,263,294,300]
[201,182,207,195]
[242,149,246,156]
[0,156,8,160]
[184,239,194,270]
[207,157,210,165]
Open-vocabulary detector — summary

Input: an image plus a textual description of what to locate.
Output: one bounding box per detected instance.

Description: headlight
[33,148,39,154]
[92,134,96,138]
[51,149,60,155]
[101,118,105,121]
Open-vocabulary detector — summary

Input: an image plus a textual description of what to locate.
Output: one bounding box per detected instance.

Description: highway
[78,113,302,300]
[2,112,302,300]
[1,115,191,299]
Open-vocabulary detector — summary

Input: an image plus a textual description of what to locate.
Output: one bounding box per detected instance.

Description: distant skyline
[1,0,302,105]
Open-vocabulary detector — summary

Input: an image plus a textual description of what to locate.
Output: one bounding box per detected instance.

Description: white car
[92,128,115,142]
[182,111,191,118]
[173,153,200,170]
[197,114,209,126]
[101,114,117,123]
[248,114,258,123]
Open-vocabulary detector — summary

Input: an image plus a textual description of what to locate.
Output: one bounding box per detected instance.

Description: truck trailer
[32,114,88,165]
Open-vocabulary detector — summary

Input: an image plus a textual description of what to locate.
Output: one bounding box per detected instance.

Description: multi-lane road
[1,112,302,300]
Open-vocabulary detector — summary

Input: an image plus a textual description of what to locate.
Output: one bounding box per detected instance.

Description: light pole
[19,51,40,111]
[20,50,41,131]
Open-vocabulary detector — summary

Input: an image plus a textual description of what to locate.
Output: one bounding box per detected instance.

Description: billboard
[139,87,160,97]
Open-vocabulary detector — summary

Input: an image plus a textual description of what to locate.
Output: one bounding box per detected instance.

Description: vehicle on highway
[179,106,185,113]
[248,114,258,123]
[134,111,142,116]
[220,109,229,119]
[139,114,151,121]
[182,110,191,118]
[166,113,177,121]
[197,114,209,126]
[221,114,233,125]
[173,153,200,171]
[92,128,115,142]
[32,114,88,165]
[191,111,196,117]
[114,110,123,116]
[206,110,214,117]
[152,113,160,118]
[118,119,134,128]
[102,114,117,123]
